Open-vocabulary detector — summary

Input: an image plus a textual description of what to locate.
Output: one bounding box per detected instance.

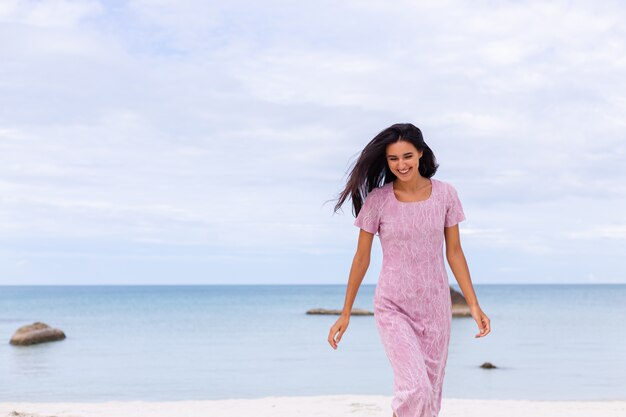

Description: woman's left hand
[469,305,491,338]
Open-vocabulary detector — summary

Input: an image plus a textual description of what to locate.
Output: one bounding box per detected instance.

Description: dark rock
[480,362,497,369]
[10,322,66,346]
[451,287,472,317]
[306,308,373,316]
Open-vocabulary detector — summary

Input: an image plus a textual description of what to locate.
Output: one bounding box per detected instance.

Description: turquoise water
[0,284,624,402]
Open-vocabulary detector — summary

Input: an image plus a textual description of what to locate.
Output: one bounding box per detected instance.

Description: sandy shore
[2,395,625,417]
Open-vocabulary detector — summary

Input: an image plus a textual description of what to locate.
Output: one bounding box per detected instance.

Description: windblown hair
[334,123,439,217]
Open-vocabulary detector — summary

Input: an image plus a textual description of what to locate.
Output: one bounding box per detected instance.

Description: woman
[328,123,491,417]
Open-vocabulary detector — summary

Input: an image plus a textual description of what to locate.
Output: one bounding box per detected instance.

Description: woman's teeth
[399,168,410,174]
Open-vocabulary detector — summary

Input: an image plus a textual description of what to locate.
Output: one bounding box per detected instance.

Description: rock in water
[306,308,374,316]
[9,322,66,346]
[450,287,472,317]
[308,287,472,317]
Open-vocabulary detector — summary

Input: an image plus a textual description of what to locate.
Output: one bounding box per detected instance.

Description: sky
[0,0,625,285]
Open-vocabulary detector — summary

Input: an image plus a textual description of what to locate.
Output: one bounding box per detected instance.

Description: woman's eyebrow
[387,152,413,157]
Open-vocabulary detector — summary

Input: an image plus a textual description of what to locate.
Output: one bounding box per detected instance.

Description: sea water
[0,284,624,402]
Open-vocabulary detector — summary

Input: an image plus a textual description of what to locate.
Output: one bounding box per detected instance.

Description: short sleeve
[444,183,466,227]
[353,189,381,235]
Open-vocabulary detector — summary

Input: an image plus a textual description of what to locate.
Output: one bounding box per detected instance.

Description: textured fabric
[354,178,466,417]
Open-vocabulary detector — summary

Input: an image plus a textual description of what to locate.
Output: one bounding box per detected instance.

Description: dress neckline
[389,178,435,204]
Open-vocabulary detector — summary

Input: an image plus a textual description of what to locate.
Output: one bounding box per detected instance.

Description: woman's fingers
[475,314,491,337]
[328,320,348,349]
[328,325,342,349]
[328,327,337,349]
[335,329,343,343]
[483,315,491,335]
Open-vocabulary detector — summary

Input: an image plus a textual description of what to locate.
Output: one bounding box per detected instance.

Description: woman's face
[385,140,423,181]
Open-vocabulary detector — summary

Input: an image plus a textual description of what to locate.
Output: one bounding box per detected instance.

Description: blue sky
[0,0,624,285]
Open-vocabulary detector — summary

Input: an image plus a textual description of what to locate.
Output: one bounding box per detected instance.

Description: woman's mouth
[398,168,411,175]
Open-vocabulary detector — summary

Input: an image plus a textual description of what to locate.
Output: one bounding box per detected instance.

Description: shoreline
[2,395,626,417]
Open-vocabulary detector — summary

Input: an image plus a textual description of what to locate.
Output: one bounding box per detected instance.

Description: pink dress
[354,178,466,417]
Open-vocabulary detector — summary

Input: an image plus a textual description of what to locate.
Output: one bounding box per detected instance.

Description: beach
[2,396,626,417]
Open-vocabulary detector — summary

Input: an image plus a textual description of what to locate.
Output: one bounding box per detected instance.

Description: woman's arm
[341,229,375,317]
[444,224,478,307]
[444,224,491,337]
[328,229,374,349]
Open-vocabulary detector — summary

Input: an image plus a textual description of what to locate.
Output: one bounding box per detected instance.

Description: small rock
[10,322,66,346]
[480,362,497,369]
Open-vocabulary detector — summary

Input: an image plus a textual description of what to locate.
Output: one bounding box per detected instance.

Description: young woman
[328,123,491,417]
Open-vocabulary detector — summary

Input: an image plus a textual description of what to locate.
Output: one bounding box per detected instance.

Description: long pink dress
[354,178,466,417]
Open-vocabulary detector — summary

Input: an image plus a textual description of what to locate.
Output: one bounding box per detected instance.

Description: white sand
[2,395,625,417]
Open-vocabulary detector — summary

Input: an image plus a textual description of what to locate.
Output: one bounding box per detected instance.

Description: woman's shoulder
[433,178,462,202]
[363,182,389,203]
[372,182,393,197]
[433,178,458,191]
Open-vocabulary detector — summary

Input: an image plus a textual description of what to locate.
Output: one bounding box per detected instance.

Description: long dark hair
[334,123,439,216]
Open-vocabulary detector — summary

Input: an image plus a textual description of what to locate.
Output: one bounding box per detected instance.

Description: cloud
[567,225,626,240]
[1,0,625,283]
[0,0,103,28]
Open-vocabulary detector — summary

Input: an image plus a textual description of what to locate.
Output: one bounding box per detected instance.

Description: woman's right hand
[328,314,350,349]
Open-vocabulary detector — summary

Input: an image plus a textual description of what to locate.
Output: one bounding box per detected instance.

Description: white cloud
[1,0,625,283]
[0,0,103,28]
[567,225,626,240]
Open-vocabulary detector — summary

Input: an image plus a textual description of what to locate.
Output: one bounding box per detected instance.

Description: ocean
[0,284,624,402]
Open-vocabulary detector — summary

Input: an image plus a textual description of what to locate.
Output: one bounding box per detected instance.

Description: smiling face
[385,140,423,182]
